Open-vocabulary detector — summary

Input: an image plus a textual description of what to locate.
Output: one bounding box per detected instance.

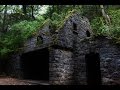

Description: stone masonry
[5,12,120,85]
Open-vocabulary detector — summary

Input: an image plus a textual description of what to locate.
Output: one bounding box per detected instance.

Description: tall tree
[49,5,54,19]
[22,5,27,15]
[31,5,35,20]
[100,5,111,25]
[2,5,8,33]
[82,5,101,21]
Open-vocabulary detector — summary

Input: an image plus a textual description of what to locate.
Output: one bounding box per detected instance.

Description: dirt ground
[0,77,50,85]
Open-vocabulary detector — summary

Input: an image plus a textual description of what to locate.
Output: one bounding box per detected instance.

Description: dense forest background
[0,5,120,59]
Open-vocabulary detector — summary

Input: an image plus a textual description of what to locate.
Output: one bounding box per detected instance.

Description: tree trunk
[73,5,76,8]
[57,5,60,14]
[31,5,35,20]
[100,5,111,25]
[2,5,7,33]
[49,5,54,19]
[49,6,52,19]
[22,5,27,15]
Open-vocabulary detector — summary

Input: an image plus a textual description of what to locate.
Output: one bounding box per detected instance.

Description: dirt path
[0,77,50,85]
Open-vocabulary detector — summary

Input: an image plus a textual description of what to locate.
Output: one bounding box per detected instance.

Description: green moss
[56,9,78,32]
[44,31,50,36]
[112,37,120,45]
[52,34,59,45]
[34,19,52,36]
[39,19,51,29]
[49,9,79,33]
[35,9,79,46]
[36,39,42,46]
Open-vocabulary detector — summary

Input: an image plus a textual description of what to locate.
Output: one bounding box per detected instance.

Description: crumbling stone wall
[23,36,37,53]
[72,38,89,85]
[57,13,92,49]
[71,15,92,85]
[94,37,120,85]
[49,48,74,85]
[49,13,92,85]
[7,53,23,78]
[23,23,52,53]
[6,12,120,85]
[38,23,52,45]
[80,36,120,85]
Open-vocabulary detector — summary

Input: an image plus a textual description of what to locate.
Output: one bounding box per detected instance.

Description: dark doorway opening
[21,48,49,81]
[0,59,8,75]
[85,52,101,85]
[73,22,77,30]
[37,35,43,44]
[86,30,90,37]
[73,22,78,34]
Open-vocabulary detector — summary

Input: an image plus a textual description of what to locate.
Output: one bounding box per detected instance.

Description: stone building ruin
[3,12,120,85]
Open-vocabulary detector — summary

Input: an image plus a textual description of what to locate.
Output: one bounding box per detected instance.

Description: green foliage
[90,6,117,38]
[51,12,62,30]
[0,47,11,57]
[91,8,120,44]
[1,5,120,58]
[11,20,38,39]
[57,9,78,30]
[0,29,23,57]
[51,9,78,31]
[39,18,51,29]
[107,9,120,39]
[36,15,45,22]
[108,9,120,25]
[0,17,45,57]
[91,17,109,36]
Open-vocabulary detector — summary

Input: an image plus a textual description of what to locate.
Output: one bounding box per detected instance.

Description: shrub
[0,18,45,57]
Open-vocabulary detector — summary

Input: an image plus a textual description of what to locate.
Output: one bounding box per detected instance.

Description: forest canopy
[0,5,120,58]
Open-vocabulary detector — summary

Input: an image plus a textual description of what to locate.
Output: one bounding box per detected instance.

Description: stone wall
[6,12,120,85]
[72,37,89,85]
[38,23,52,45]
[23,36,37,53]
[49,13,92,85]
[78,36,120,85]
[23,23,52,53]
[6,13,94,85]
[7,54,23,78]
[71,15,92,85]
[49,48,74,85]
[94,37,120,85]
[57,13,92,49]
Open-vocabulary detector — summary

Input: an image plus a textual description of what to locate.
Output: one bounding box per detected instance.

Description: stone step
[18,79,50,85]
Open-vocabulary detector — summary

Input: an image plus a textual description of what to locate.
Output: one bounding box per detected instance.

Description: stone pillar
[7,54,23,78]
[49,48,74,85]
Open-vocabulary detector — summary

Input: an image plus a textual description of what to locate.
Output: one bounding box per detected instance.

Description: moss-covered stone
[52,34,59,45]
[36,39,42,46]
[56,9,79,32]
[93,35,120,45]
[34,19,52,36]
[40,19,51,29]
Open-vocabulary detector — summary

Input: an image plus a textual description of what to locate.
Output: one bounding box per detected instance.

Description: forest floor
[0,77,50,85]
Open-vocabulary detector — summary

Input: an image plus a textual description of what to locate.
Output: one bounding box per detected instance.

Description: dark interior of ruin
[86,30,90,37]
[21,48,49,81]
[0,59,7,75]
[73,23,78,34]
[73,22,77,30]
[85,52,101,85]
